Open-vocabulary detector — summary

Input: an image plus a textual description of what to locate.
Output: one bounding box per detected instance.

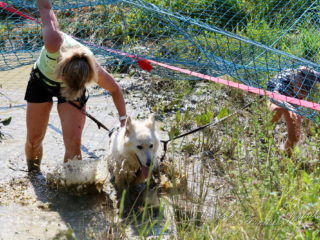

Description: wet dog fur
[107,115,160,192]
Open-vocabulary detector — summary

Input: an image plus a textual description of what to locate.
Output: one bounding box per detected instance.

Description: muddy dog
[107,115,160,192]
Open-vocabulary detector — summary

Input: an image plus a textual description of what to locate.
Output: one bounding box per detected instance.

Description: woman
[25,0,127,171]
[267,66,320,156]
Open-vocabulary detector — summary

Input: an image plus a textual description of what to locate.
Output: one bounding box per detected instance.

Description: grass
[2,1,320,239]
[122,77,320,239]
[59,77,318,240]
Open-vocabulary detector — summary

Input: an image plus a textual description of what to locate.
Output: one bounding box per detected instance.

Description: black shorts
[24,67,87,105]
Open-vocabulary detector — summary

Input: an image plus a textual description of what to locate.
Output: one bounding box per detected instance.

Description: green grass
[3,1,320,238]
[132,78,320,239]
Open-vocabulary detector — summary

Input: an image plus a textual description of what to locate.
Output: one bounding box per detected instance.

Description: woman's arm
[37,0,63,53]
[97,65,127,127]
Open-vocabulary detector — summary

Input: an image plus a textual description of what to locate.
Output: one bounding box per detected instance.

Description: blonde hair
[55,46,98,101]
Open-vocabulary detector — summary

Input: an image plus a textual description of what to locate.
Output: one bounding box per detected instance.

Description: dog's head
[123,115,160,179]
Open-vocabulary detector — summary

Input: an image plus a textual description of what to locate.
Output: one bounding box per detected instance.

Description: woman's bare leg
[57,102,86,162]
[268,101,285,124]
[25,102,53,171]
[283,111,302,157]
[268,101,300,156]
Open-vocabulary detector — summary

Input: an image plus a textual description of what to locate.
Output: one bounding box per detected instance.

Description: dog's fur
[107,115,160,192]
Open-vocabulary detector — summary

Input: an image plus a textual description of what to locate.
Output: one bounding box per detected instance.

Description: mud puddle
[0,65,173,239]
[0,169,118,240]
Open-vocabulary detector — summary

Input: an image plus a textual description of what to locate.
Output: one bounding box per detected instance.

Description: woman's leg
[268,101,302,156]
[25,102,53,171]
[283,111,302,157]
[268,101,285,124]
[57,102,86,162]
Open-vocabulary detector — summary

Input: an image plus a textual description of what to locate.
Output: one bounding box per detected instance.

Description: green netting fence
[1,0,320,122]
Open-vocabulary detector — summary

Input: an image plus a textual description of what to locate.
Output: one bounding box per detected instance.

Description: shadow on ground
[28,172,118,239]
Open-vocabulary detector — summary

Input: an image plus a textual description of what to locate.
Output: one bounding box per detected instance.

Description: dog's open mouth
[135,154,151,179]
[141,165,149,179]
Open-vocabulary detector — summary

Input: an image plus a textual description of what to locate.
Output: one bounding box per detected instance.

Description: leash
[68,95,262,162]
[159,97,263,161]
[69,96,261,161]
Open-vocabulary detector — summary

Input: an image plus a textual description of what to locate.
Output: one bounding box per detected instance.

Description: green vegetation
[2,0,320,239]
[69,76,319,239]
[48,0,320,102]
[148,79,320,239]
[53,0,320,61]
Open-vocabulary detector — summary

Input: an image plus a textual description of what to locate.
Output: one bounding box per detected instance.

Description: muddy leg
[57,102,85,162]
[25,102,52,171]
[283,111,302,157]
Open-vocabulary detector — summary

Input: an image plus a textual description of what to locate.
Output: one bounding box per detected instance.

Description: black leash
[159,97,263,161]
[68,92,262,162]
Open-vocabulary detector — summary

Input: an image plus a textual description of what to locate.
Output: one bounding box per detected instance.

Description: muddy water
[0,92,118,239]
[0,171,116,239]
[0,65,171,239]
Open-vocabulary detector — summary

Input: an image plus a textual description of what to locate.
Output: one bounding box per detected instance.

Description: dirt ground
[0,64,170,239]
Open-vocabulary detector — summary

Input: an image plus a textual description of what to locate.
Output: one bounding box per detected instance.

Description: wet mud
[0,65,172,239]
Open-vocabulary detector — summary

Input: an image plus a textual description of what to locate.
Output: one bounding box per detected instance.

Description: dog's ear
[125,116,132,136]
[145,114,155,130]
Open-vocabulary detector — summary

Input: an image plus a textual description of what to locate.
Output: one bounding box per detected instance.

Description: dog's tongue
[141,165,149,179]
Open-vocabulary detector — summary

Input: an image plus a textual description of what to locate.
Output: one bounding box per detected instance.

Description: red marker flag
[136,58,153,72]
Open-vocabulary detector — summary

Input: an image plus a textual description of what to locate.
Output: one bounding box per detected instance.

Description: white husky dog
[107,115,160,192]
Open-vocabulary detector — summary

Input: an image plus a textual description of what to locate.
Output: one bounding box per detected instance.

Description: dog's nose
[146,157,151,167]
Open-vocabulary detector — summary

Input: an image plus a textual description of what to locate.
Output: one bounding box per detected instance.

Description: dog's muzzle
[135,154,152,179]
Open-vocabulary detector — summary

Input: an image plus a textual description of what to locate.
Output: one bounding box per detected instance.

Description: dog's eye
[137,145,143,150]
[149,144,153,149]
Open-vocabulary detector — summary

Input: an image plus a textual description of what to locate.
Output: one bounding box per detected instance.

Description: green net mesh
[1,0,320,123]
